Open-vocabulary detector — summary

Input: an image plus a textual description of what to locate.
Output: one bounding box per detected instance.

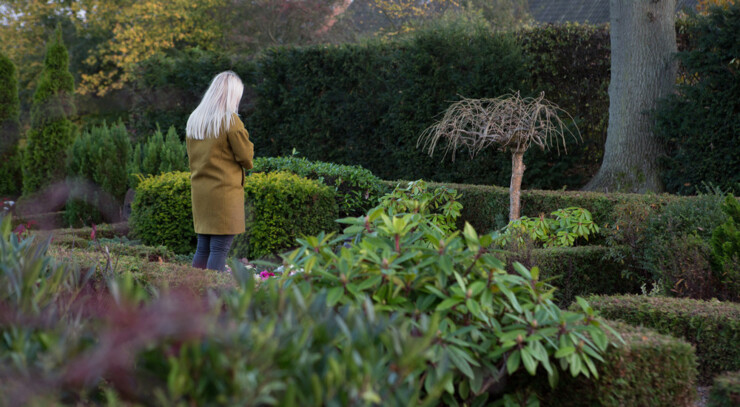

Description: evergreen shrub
[517,23,611,185]
[129,126,188,188]
[130,171,195,254]
[709,371,740,407]
[640,192,731,299]
[232,171,337,259]
[131,48,256,138]
[249,25,533,187]
[537,321,697,407]
[65,121,132,226]
[503,246,639,307]
[251,155,385,217]
[710,195,740,301]
[585,294,740,383]
[655,4,740,194]
[130,171,337,256]
[392,180,681,235]
[0,51,22,196]
[22,26,77,195]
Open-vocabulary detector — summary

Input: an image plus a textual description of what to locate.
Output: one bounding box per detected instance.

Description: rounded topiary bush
[130,171,195,254]
[232,171,338,260]
[251,156,385,217]
[130,171,338,257]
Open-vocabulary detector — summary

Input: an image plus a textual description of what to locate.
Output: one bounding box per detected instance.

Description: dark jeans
[192,234,235,272]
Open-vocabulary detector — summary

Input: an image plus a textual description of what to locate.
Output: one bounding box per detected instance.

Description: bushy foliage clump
[130,171,195,254]
[233,171,337,259]
[710,194,740,300]
[65,121,132,226]
[22,26,77,195]
[282,181,616,405]
[250,25,530,187]
[517,23,611,185]
[0,51,22,196]
[709,371,740,407]
[639,192,731,299]
[129,125,188,188]
[586,294,740,383]
[252,155,386,217]
[655,3,740,194]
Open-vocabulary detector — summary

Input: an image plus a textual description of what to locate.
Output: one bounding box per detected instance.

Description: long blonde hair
[186,71,244,140]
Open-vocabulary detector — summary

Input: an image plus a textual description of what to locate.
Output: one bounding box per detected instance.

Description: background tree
[0,51,22,196]
[77,0,228,96]
[222,0,353,54]
[418,92,578,220]
[22,26,77,195]
[585,0,678,193]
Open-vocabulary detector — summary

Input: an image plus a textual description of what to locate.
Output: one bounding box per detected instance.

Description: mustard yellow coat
[187,114,254,235]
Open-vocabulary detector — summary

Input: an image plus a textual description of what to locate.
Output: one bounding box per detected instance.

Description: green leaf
[521,348,537,375]
[554,346,575,358]
[448,347,474,379]
[326,287,343,306]
[506,350,521,374]
[437,297,463,311]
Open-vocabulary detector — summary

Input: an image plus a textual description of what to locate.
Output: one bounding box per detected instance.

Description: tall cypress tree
[22,25,77,195]
[0,51,22,196]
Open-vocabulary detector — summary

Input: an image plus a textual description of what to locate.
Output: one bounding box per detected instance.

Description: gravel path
[694,386,709,407]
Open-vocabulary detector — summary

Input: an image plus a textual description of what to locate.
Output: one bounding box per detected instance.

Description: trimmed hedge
[517,23,611,185]
[384,180,683,234]
[655,4,740,195]
[504,246,639,307]
[232,171,338,259]
[539,320,697,407]
[130,171,337,257]
[710,371,740,407]
[130,171,195,254]
[251,156,385,217]
[249,26,533,187]
[584,295,740,383]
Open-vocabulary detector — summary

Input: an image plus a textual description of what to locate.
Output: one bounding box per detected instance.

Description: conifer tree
[0,51,22,195]
[22,25,76,195]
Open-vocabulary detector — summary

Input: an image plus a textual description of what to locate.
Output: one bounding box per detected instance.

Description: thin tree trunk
[584,0,677,193]
[510,150,525,221]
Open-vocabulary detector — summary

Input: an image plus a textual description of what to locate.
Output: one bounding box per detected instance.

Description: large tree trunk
[584,0,677,193]
[509,150,525,221]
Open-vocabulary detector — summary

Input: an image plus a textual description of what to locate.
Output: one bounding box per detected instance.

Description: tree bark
[584,0,677,193]
[509,150,525,221]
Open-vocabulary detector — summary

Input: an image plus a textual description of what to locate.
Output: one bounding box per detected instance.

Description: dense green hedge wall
[709,371,740,407]
[248,26,536,186]
[517,23,610,185]
[503,246,639,307]
[251,156,385,217]
[585,294,740,383]
[537,320,697,407]
[232,171,337,259]
[22,27,77,195]
[655,4,740,195]
[130,48,256,140]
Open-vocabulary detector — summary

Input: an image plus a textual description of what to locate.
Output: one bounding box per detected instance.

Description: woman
[186,71,253,271]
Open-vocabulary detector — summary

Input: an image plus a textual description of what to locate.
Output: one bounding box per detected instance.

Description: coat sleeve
[227,115,254,170]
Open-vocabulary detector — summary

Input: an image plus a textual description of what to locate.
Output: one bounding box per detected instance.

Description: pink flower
[91,223,97,241]
[259,270,275,280]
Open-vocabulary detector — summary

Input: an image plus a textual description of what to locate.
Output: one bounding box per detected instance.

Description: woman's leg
[192,234,211,269]
[206,234,235,272]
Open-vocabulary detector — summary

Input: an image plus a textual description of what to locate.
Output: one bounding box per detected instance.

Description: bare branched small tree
[418,92,579,220]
